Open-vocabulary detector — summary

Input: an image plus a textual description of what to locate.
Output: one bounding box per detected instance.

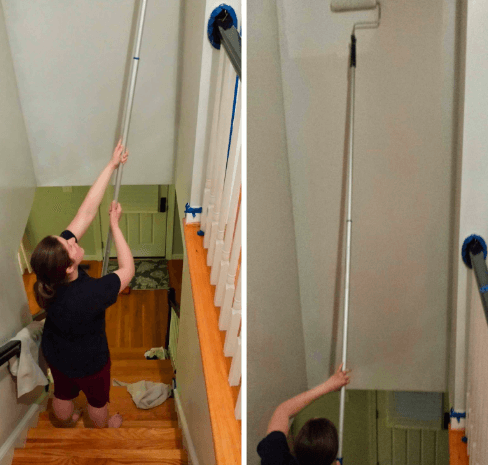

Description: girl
[257,364,351,465]
[30,140,135,428]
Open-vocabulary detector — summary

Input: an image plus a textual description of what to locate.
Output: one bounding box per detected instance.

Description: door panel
[100,185,168,258]
[376,391,449,465]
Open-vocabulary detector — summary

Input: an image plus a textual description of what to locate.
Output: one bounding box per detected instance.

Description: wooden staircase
[11,347,188,464]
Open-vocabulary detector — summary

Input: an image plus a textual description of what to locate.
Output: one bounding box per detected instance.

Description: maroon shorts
[48,358,111,408]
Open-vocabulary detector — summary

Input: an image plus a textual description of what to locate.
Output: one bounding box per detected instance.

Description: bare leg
[87,403,122,428]
[52,397,81,423]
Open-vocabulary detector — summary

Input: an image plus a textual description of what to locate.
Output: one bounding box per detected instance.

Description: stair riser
[34,420,179,429]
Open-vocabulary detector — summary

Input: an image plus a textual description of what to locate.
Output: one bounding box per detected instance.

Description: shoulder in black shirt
[257,431,298,465]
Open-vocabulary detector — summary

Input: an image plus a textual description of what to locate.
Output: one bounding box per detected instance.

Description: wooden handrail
[184,221,241,465]
[165,288,180,349]
[0,310,46,368]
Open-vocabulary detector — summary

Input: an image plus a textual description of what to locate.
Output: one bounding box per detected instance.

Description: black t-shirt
[41,230,121,378]
[257,431,298,465]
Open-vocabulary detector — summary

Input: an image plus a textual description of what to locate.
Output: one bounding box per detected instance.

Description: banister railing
[166,287,180,371]
[0,310,46,369]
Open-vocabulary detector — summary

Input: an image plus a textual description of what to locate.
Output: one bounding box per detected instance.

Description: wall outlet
[62,186,72,193]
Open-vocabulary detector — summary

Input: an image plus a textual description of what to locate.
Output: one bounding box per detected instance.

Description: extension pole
[337,33,356,465]
[102,0,148,277]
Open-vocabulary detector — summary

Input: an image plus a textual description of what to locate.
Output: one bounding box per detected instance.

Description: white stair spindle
[205,58,236,250]
[235,388,241,420]
[218,210,241,330]
[228,336,241,387]
[215,157,241,306]
[201,50,225,233]
[224,273,241,357]
[211,102,241,283]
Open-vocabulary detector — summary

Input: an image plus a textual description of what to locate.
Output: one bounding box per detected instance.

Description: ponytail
[31,236,73,309]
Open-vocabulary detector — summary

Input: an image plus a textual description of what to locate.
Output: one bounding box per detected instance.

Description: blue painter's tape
[462,436,468,443]
[481,285,488,293]
[461,234,487,268]
[133,57,139,60]
[226,76,239,166]
[450,408,466,423]
[184,203,202,218]
[197,230,205,236]
[207,4,238,49]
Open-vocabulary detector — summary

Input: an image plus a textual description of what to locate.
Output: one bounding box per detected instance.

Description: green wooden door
[376,391,449,465]
[99,185,168,258]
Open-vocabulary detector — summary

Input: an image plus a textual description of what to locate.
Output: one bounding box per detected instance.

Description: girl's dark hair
[293,418,339,465]
[30,236,73,309]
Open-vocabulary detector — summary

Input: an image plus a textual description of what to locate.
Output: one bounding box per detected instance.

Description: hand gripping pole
[102,0,148,277]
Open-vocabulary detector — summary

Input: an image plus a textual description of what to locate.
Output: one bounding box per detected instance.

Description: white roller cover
[330,0,376,12]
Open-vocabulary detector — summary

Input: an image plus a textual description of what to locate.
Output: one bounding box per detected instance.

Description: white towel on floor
[112,379,172,409]
[8,320,48,397]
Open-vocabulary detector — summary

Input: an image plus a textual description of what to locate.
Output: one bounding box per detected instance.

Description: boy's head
[293,418,338,465]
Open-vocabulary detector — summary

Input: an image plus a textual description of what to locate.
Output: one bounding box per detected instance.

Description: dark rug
[107,258,169,290]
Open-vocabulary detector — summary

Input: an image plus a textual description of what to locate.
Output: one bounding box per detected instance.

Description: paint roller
[329,1,380,464]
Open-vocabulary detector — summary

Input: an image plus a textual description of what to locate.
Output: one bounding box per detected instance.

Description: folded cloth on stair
[112,379,172,409]
[8,320,49,397]
[144,346,168,360]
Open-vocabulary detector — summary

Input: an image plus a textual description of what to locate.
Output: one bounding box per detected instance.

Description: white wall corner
[174,389,200,465]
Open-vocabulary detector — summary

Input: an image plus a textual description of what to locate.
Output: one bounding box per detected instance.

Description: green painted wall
[24,185,178,260]
[25,186,100,258]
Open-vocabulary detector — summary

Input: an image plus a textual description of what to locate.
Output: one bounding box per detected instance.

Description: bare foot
[71,410,81,423]
[107,413,123,428]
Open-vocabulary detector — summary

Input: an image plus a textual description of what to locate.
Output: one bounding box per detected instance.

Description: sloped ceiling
[1,0,181,186]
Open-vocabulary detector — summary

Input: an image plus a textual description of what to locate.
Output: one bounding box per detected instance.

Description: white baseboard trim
[174,388,199,465]
[171,254,184,260]
[0,391,48,465]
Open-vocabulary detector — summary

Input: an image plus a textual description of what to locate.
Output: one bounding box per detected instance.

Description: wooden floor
[23,259,183,350]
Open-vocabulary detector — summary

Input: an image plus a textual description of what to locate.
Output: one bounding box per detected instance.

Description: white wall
[276,0,457,391]
[1,0,180,187]
[0,0,38,452]
[176,257,216,465]
[247,1,308,463]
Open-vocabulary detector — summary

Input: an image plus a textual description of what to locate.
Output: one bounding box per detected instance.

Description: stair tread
[12,448,188,463]
[27,428,181,439]
[24,438,182,450]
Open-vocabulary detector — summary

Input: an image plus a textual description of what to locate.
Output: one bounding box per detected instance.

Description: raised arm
[66,140,128,240]
[266,364,351,436]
